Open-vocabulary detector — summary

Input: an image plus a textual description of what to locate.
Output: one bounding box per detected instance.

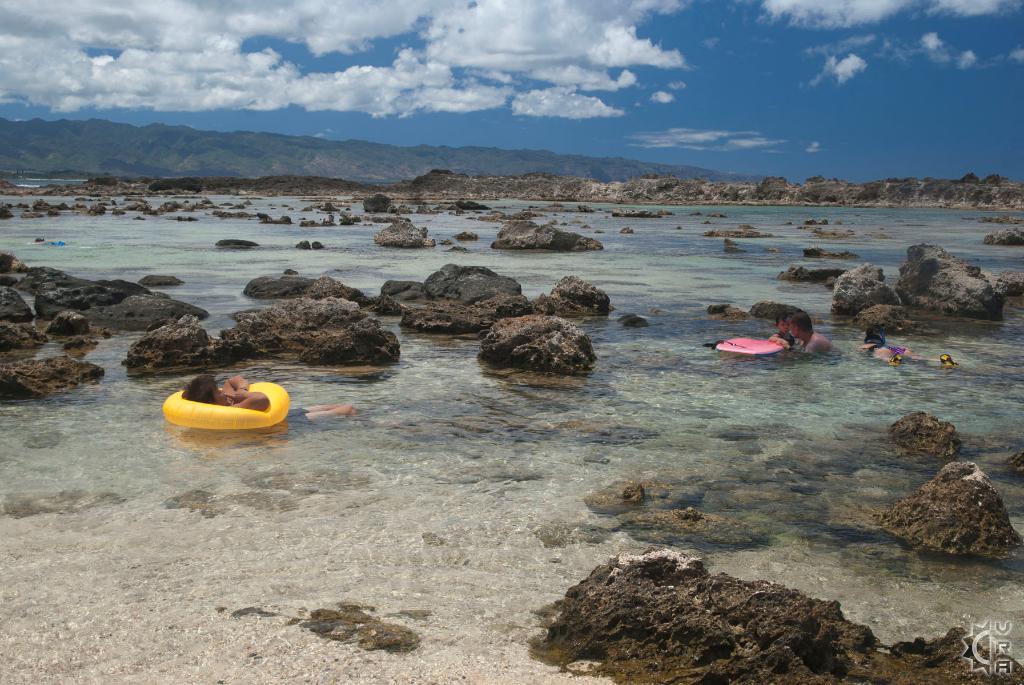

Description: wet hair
[183,374,218,404]
[789,311,813,333]
[774,312,793,324]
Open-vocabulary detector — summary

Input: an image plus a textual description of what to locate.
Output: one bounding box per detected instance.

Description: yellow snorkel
[939,353,958,368]
[888,354,903,367]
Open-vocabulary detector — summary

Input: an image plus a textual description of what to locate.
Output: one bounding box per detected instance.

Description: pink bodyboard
[715,338,784,356]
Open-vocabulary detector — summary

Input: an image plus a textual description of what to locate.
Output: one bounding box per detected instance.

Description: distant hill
[0,117,753,183]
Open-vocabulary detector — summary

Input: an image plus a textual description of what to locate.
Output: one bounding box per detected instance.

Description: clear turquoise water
[1,195,1023,652]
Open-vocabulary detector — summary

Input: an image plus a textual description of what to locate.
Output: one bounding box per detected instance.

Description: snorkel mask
[864,327,886,349]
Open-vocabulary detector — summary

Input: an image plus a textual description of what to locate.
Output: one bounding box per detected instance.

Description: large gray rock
[993,271,1024,297]
[422,264,521,303]
[0,252,28,274]
[877,461,1021,558]
[532,276,611,316]
[45,310,92,336]
[14,267,92,294]
[243,275,315,299]
[82,295,209,331]
[0,321,47,351]
[491,220,603,251]
[983,228,1024,245]
[478,315,596,375]
[362,193,392,213]
[34,284,130,318]
[0,286,33,322]
[123,315,230,373]
[138,275,184,287]
[400,294,533,334]
[896,244,1004,320]
[0,356,104,398]
[831,264,901,315]
[889,411,961,459]
[373,222,435,248]
[380,280,427,302]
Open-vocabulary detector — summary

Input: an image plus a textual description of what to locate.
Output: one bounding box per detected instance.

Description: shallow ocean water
[1,194,1023,679]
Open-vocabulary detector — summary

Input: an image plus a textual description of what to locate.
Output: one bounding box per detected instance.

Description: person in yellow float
[182,374,356,419]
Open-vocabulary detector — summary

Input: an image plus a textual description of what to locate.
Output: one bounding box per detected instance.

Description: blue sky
[0,0,1022,181]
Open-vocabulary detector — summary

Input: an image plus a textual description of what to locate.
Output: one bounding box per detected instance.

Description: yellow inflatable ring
[163,382,290,430]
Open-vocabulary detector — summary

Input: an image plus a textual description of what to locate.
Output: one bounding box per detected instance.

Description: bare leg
[306,404,357,420]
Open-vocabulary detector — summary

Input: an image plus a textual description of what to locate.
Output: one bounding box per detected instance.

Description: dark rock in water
[533,276,611,316]
[124,315,231,373]
[362,193,393,213]
[703,224,773,238]
[994,271,1024,297]
[23,432,63,449]
[311,241,324,250]
[0,321,47,350]
[1009,451,1024,473]
[0,356,104,398]
[479,315,595,375]
[896,244,1004,320]
[299,605,420,653]
[831,264,901,315]
[535,550,1008,683]
[231,607,278,619]
[223,298,400,366]
[779,265,846,283]
[364,294,405,316]
[722,238,744,253]
[583,481,648,512]
[748,301,802,320]
[34,284,134,318]
[243,275,314,299]
[283,268,299,275]
[81,294,208,331]
[492,220,603,251]
[400,294,532,334]
[305,275,368,304]
[804,247,859,259]
[62,336,97,354]
[618,313,648,327]
[612,209,669,218]
[423,263,522,303]
[45,310,92,335]
[447,245,469,253]
[853,304,921,334]
[454,231,479,241]
[983,228,1024,245]
[373,221,435,248]
[258,214,291,225]
[706,303,749,320]
[619,226,634,234]
[14,267,91,294]
[889,411,961,459]
[1,489,124,518]
[215,239,259,248]
[455,199,490,210]
[0,252,28,273]
[0,286,33,322]
[296,240,312,250]
[877,461,1021,558]
[138,275,184,287]
[533,521,612,548]
[380,280,427,302]
[163,489,223,518]
[616,507,761,547]
[0,275,17,286]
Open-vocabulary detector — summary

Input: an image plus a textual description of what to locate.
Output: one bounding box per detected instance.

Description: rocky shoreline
[3,169,1024,209]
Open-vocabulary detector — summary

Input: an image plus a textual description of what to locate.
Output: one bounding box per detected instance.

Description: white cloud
[920,31,949,61]
[702,37,720,49]
[759,0,1020,27]
[0,0,686,118]
[1011,47,1024,62]
[806,141,822,153]
[511,87,624,118]
[668,80,687,89]
[811,53,868,85]
[629,127,786,151]
[650,90,674,103]
[805,34,877,56]
[957,49,977,68]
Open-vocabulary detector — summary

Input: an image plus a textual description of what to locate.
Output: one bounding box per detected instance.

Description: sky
[0,0,1022,181]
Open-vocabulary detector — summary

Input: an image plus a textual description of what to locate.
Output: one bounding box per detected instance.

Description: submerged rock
[215,239,259,248]
[533,276,611,316]
[1009,451,1024,473]
[532,549,996,684]
[703,224,773,238]
[877,461,1021,558]
[896,244,1004,320]
[0,356,104,398]
[0,286,33,322]
[779,265,846,283]
[889,411,962,459]
[831,264,901,315]
[1,489,124,518]
[243,275,314,299]
[478,315,595,375]
[804,247,859,259]
[423,264,522,303]
[491,220,603,251]
[853,304,921,334]
[299,605,420,653]
[82,294,208,331]
[618,313,648,327]
[380,280,428,302]
[454,231,479,241]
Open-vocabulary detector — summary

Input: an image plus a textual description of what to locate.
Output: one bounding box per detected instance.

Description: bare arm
[222,375,249,393]
[230,391,270,411]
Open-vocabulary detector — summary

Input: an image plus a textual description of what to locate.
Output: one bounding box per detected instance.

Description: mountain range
[0,117,752,183]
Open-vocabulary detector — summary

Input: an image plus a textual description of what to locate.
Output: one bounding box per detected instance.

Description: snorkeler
[182,374,357,419]
[860,328,958,367]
